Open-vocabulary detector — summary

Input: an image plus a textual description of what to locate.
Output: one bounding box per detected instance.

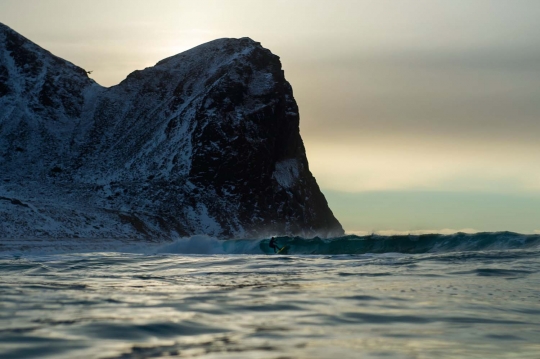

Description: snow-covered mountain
[0,23,343,242]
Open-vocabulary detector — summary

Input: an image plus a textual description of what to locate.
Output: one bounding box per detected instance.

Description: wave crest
[153,232,540,255]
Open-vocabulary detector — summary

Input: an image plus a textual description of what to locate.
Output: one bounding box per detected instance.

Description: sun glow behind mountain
[1,0,539,233]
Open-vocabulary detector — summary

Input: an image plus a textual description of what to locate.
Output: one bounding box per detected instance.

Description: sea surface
[1,232,540,358]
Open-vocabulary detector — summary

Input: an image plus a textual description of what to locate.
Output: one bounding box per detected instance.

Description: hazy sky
[1,0,539,233]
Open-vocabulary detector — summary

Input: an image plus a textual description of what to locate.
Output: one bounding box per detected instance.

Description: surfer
[269,237,281,253]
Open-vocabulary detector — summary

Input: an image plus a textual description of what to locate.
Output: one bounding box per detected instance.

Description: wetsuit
[269,238,278,253]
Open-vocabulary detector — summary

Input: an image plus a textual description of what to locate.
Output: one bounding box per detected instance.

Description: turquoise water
[1,234,540,358]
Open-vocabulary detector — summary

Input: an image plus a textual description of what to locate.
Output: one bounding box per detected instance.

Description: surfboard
[276,245,289,255]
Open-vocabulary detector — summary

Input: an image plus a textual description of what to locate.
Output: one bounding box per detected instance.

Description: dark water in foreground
[1,234,540,358]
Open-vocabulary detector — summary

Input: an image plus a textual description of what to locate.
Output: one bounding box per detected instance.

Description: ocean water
[1,232,540,358]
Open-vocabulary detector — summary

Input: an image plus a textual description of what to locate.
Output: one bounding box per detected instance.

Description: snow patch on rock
[273,159,300,189]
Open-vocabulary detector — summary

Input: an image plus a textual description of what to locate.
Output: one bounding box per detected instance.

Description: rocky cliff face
[0,23,344,241]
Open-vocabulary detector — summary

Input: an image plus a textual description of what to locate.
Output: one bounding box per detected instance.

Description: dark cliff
[0,23,344,240]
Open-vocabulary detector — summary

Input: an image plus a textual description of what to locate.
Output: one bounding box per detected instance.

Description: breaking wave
[154,232,540,255]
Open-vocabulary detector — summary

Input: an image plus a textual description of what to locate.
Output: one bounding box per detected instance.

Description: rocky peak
[0,23,98,179]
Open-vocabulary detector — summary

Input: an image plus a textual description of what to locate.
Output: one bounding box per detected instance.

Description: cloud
[306,141,540,193]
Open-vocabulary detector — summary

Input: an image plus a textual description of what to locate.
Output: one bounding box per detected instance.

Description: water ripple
[0,249,539,358]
